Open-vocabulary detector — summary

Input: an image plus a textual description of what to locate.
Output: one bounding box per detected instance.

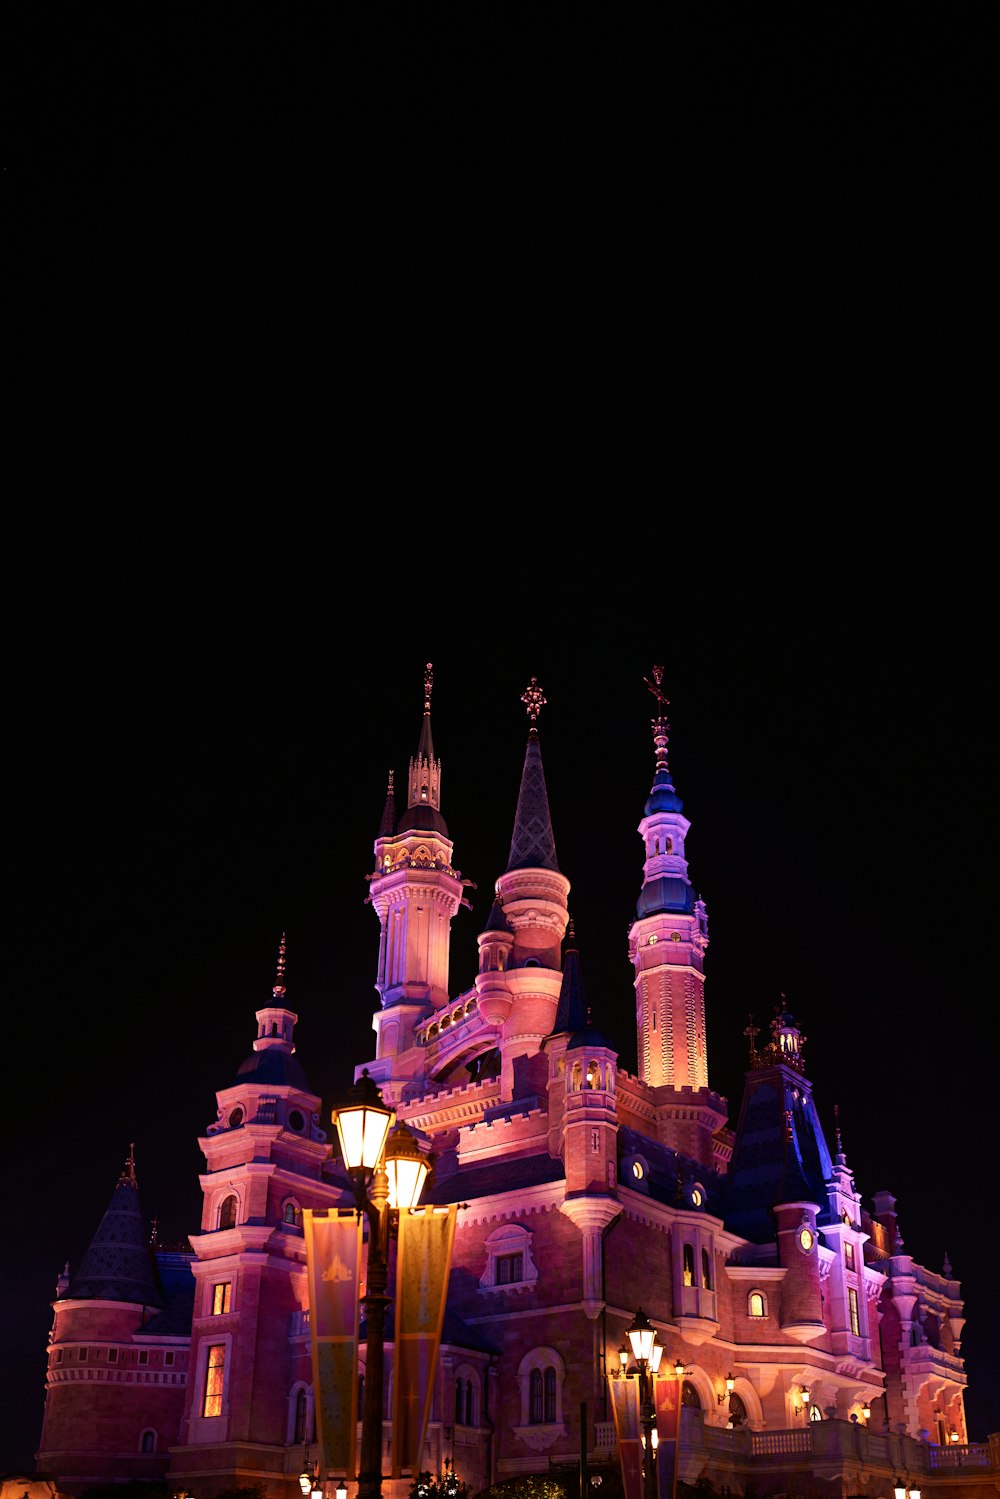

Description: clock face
[798,1226,814,1252]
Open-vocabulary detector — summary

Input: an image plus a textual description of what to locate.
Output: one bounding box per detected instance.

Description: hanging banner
[654,1375,681,1499]
[608,1376,643,1499]
[391,1205,457,1477]
[304,1209,363,1477]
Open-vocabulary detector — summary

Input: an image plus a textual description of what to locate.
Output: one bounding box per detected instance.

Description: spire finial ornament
[273,933,287,998]
[521,676,547,729]
[644,664,670,772]
[119,1143,137,1187]
[834,1102,843,1155]
[423,662,434,715]
[744,1013,760,1064]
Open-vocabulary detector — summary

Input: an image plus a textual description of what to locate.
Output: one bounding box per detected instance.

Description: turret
[366,664,470,1079]
[493,677,571,1100]
[628,665,710,1091]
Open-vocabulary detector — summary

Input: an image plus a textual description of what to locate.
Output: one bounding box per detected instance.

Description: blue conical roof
[65,1152,162,1306]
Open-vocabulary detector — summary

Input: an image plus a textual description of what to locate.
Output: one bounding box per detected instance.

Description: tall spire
[65,1149,162,1306]
[550,919,588,1035]
[506,676,559,872]
[404,661,447,833]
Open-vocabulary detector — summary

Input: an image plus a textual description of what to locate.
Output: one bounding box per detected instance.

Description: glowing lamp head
[336,1483,348,1499]
[618,1344,630,1374]
[627,1307,657,1366]
[334,1070,394,1174]
[893,1480,907,1499]
[299,1472,313,1495]
[725,1373,735,1393]
[649,1342,664,1375]
[383,1122,430,1209]
[673,1359,685,1379]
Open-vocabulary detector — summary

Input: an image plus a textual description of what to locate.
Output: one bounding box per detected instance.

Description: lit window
[849,1287,860,1336]
[212,1282,231,1315]
[202,1345,225,1417]
[683,1244,695,1287]
[701,1248,712,1290]
[844,1242,855,1270]
[748,1291,767,1318]
[219,1195,238,1230]
[810,1404,822,1422]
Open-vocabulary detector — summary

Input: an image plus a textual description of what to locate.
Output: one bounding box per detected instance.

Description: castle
[36,665,975,1499]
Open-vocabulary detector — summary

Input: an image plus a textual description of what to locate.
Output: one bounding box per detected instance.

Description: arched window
[681,1381,701,1409]
[683,1244,695,1287]
[455,1377,465,1423]
[466,1381,474,1426]
[283,1201,298,1225]
[728,1393,748,1428]
[294,1388,308,1444]
[701,1248,712,1289]
[219,1195,238,1230]
[518,1348,564,1428]
[530,1369,544,1423]
[748,1291,766,1318]
[810,1403,822,1422]
[139,1430,156,1453]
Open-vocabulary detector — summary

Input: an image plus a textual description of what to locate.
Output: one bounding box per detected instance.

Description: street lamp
[626,1309,659,1499]
[718,1373,735,1404]
[334,1071,431,1499]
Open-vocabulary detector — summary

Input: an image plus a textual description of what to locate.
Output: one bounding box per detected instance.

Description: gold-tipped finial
[119,1143,138,1187]
[423,662,434,714]
[644,663,669,712]
[521,676,547,725]
[274,933,287,996]
[744,1013,760,1062]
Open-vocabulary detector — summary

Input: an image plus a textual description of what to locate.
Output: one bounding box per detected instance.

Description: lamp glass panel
[387,1153,428,1210]
[628,1319,655,1364]
[649,1343,664,1373]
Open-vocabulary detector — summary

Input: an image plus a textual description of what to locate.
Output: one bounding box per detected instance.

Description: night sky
[4,575,996,1473]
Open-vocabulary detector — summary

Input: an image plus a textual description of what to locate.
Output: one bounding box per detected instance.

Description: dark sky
[5,573,997,1473]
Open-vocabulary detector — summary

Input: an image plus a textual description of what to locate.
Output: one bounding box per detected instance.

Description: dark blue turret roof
[644,768,684,815]
[506,732,559,873]
[64,1156,163,1307]
[233,1047,310,1089]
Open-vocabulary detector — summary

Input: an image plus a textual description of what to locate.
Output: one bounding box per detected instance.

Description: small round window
[632,1161,644,1180]
[798,1226,815,1252]
[691,1187,703,1207]
[228,1107,244,1128]
[288,1109,306,1133]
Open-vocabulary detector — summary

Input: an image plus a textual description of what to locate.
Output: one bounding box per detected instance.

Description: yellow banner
[304,1210,363,1477]
[391,1205,457,1476]
[609,1376,642,1499]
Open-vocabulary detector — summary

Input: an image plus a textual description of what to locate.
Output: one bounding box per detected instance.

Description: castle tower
[367,663,469,1082]
[628,668,723,1167]
[171,940,339,1492]
[628,666,710,1090]
[38,1148,190,1492]
[493,677,570,1100]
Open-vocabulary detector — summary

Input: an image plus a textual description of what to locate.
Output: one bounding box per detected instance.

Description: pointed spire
[378,769,397,836]
[642,664,683,814]
[273,933,287,1000]
[551,921,588,1035]
[65,1149,162,1306]
[506,677,559,872]
[417,661,435,762]
[118,1142,137,1188]
[834,1103,847,1163]
[404,662,446,831]
[942,1250,953,1277]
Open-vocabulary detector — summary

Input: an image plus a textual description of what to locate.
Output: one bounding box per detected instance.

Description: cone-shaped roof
[551,930,587,1035]
[506,696,559,871]
[64,1147,162,1306]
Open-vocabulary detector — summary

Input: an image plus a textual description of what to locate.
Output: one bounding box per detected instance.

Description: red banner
[653,1375,681,1499]
[609,1377,643,1499]
[391,1205,457,1477]
[304,1210,363,1477]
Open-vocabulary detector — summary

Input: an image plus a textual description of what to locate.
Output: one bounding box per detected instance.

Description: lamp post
[333,1070,431,1499]
[627,1309,659,1499]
